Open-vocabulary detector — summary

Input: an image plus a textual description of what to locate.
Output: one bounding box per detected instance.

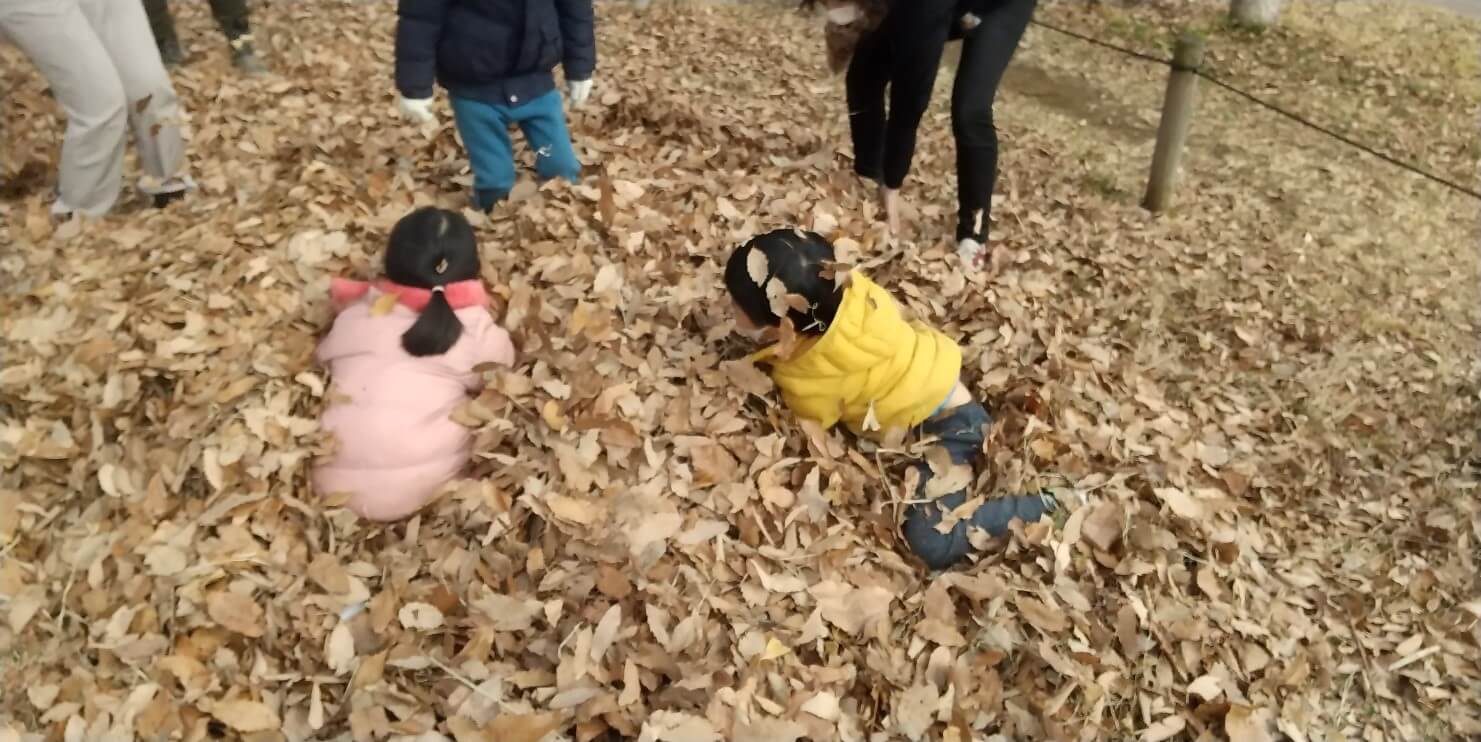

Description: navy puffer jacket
[395,0,596,107]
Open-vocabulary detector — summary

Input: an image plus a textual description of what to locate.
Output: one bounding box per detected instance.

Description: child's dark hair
[385,207,480,357]
[724,229,844,336]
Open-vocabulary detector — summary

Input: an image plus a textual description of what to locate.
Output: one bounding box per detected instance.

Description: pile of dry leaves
[1,1,1477,741]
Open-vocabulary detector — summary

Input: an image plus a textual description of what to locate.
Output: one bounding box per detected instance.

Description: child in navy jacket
[394,0,596,211]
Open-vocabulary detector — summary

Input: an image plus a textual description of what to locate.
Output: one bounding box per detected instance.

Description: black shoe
[473,188,509,214]
[152,190,187,209]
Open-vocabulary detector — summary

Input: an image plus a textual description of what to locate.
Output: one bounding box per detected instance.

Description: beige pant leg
[0,0,128,215]
[75,0,188,189]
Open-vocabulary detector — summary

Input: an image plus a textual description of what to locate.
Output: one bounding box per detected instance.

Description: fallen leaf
[894,682,938,741]
[1141,715,1186,742]
[1154,487,1207,520]
[1187,674,1223,701]
[1081,501,1124,551]
[326,622,356,674]
[734,717,806,742]
[208,591,265,638]
[1225,705,1276,742]
[645,711,721,742]
[486,712,564,742]
[399,602,444,631]
[207,699,280,733]
[591,603,622,662]
[7,586,46,633]
[801,691,840,721]
[1015,594,1069,634]
[144,544,189,577]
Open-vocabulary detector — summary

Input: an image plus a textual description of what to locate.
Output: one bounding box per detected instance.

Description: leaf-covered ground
[2,1,1477,741]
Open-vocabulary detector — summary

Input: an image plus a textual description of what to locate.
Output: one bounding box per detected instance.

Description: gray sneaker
[230,37,268,76]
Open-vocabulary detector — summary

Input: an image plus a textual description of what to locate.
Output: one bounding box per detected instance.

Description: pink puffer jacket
[313,284,514,520]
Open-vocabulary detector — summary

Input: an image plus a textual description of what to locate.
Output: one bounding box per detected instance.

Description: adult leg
[844,28,890,183]
[78,0,191,199]
[449,96,517,211]
[951,0,1036,244]
[208,0,252,40]
[512,90,581,183]
[141,0,184,64]
[0,0,128,216]
[878,21,949,190]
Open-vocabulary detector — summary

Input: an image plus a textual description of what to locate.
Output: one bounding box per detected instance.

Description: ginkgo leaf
[765,276,790,319]
[746,249,769,288]
[370,292,399,316]
[398,602,444,631]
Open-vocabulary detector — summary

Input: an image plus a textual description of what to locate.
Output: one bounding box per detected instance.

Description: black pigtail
[401,288,464,357]
[384,206,482,357]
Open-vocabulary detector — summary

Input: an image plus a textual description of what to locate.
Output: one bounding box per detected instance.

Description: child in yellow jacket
[725,229,1051,570]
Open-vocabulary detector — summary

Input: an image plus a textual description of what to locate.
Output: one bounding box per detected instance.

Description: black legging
[846,0,1036,242]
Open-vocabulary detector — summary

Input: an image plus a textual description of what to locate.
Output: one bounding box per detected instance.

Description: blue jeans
[901,401,1049,570]
[449,90,580,209]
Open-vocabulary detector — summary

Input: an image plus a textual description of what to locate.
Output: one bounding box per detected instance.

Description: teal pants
[450,90,580,209]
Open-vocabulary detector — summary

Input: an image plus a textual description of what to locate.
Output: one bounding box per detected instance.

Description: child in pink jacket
[314,207,515,521]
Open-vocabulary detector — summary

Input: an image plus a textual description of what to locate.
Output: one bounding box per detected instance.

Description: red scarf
[330,277,488,311]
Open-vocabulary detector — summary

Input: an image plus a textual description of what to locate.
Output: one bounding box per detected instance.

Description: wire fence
[1026,18,1481,202]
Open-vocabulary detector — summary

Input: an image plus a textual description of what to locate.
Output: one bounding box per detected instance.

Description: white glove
[567,78,594,106]
[398,96,436,125]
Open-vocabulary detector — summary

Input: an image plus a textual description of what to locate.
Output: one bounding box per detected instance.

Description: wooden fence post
[1143,32,1205,212]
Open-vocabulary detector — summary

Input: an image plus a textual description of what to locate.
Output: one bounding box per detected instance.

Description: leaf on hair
[746,249,769,288]
[775,317,800,360]
[765,276,789,319]
[370,292,398,317]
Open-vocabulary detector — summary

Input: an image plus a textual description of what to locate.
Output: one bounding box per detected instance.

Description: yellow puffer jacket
[753,272,961,438]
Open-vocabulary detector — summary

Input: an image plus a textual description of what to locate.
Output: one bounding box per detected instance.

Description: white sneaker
[957,237,985,267]
[139,174,197,208]
[50,196,78,220]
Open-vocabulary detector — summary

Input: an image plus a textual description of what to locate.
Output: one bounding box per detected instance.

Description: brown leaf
[590,603,622,662]
[1225,705,1276,742]
[598,173,617,225]
[207,591,264,638]
[1081,501,1124,551]
[1186,674,1223,701]
[1014,594,1069,634]
[645,711,720,742]
[325,622,356,674]
[485,712,564,742]
[307,553,351,594]
[1141,715,1186,742]
[734,717,806,742]
[398,602,444,631]
[723,359,774,396]
[691,441,738,488]
[206,699,280,733]
[893,683,938,741]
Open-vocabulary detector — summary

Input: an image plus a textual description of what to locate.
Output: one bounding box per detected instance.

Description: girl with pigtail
[314,207,516,521]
